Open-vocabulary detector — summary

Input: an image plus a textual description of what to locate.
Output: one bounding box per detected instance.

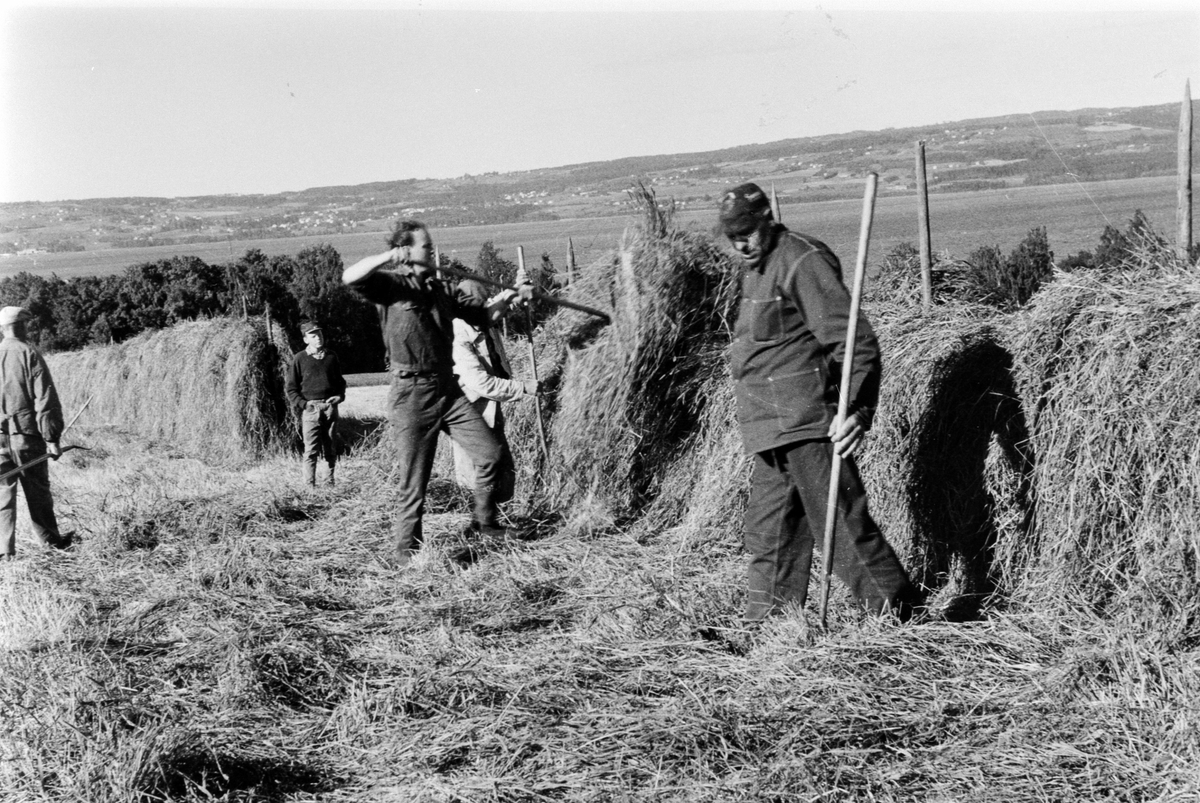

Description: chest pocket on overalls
[747,294,787,343]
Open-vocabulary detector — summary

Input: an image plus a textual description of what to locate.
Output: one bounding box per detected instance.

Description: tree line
[0,241,561,374]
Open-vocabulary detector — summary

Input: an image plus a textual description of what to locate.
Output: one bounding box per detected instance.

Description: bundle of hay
[638,363,750,547]
[859,302,1034,620]
[508,221,739,525]
[47,317,288,461]
[1007,243,1200,645]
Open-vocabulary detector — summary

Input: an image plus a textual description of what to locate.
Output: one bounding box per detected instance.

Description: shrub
[962,227,1054,310]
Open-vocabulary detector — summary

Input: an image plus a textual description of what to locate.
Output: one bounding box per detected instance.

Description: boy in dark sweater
[285,320,346,487]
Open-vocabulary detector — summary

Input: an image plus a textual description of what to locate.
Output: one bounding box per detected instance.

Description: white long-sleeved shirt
[452,318,527,427]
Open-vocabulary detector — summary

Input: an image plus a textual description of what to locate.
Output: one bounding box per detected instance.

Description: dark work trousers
[743,439,915,622]
[452,401,516,504]
[300,400,338,484]
[388,374,503,557]
[0,433,61,556]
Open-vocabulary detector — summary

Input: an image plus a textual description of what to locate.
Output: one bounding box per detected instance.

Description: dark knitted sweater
[285,349,347,411]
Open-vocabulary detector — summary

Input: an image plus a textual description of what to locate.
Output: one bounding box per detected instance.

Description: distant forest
[0,240,561,373]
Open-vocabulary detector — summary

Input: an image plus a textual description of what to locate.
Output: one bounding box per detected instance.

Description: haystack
[508,222,739,525]
[638,364,750,548]
[1007,243,1200,645]
[859,302,1034,619]
[47,317,289,461]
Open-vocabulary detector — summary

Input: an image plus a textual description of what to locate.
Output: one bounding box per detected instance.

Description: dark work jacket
[729,225,880,455]
[350,268,488,376]
[0,337,64,442]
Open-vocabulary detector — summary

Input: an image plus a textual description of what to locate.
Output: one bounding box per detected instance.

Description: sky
[1,0,1198,203]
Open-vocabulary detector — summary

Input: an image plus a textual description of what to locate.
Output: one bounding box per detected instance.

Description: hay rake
[0,395,94,481]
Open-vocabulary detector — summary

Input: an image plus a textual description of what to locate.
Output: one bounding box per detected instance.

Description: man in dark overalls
[343,221,529,568]
[719,184,918,622]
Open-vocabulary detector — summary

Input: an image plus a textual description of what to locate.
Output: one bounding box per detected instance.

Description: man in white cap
[0,306,70,559]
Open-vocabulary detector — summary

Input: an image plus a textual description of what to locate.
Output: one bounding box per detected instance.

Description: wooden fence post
[516,246,550,463]
[1179,80,1193,260]
[566,236,576,286]
[916,140,933,311]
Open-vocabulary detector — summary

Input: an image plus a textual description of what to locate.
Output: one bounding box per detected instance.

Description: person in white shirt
[450,280,539,505]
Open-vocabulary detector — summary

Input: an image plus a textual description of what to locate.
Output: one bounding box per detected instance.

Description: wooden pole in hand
[516,247,550,463]
[818,173,878,631]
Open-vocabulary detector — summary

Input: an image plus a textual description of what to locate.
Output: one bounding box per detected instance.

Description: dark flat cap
[718,182,772,235]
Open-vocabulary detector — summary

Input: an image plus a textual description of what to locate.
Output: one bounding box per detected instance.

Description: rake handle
[0,444,89,483]
[434,261,611,324]
[517,248,551,464]
[818,173,878,631]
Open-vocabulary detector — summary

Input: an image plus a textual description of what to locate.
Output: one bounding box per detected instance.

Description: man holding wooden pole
[718,183,918,625]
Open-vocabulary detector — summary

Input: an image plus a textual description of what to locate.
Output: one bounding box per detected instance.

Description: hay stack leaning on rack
[504,221,739,525]
[858,301,1033,620]
[1007,239,1200,646]
[47,317,289,462]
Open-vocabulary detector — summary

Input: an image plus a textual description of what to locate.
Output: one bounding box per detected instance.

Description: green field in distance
[0,175,1182,281]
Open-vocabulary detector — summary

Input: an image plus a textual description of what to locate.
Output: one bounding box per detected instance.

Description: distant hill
[2,101,1196,256]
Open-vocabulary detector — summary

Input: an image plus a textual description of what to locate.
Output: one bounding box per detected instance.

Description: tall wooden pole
[818,174,878,632]
[770,183,782,223]
[1178,80,1193,260]
[566,237,576,286]
[915,141,933,311]
[516,246,550,463]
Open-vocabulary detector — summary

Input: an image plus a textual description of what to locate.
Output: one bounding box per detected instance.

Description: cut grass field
[340,381,389,420]
[2,420,1196,801]
[0,175,1183,282]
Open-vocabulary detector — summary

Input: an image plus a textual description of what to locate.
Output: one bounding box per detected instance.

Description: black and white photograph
[2,0,1198,799]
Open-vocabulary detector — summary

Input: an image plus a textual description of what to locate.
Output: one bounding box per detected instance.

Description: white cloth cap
[0,306,29,327]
